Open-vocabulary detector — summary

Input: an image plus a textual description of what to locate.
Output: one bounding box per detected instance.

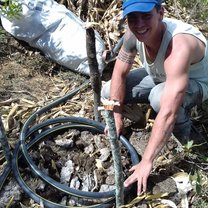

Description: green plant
[0,0,22,42]
[192,198,208,208]
[191,170,208,207]
[0,0,22,19]
[0,28,7,42]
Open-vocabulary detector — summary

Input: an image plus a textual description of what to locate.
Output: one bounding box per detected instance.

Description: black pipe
[0,80,140,208]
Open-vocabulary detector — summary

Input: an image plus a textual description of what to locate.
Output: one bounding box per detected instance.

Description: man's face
[127,7,164,42]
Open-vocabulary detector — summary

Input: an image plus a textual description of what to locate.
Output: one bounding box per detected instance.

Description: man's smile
[137,29,148,35]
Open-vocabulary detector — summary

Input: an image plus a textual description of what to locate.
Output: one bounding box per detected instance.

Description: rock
[60,160,74,184]
[70,176,81,189]
[106,174,115,185]
[84,143,94,154]
[99,184,115,192]
[99,147,111,162]
[55,138,73,148]
[0,180,22,208]
[81,174,94,192]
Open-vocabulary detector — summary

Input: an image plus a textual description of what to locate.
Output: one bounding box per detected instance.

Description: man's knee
[148,83,164,112]
[101,81,111,99]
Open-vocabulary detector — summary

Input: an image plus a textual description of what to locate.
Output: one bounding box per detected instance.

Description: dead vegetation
[0,0,208,207]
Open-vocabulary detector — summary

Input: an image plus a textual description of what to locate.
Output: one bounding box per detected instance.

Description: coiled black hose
[0,80,140,208]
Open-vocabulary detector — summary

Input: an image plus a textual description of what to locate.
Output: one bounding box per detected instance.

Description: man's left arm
[124,35,193,194]
[143,41,191,163]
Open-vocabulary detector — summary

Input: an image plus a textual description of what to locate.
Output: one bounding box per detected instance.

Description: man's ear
[159,6,164,21]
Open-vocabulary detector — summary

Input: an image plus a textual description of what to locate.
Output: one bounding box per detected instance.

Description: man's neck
[144,22,166,53]
[144,22,166,62]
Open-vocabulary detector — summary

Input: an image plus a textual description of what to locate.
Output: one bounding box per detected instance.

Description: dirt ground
[0,22,208,208]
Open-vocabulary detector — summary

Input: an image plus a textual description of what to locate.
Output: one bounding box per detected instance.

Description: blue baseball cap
[122,0,162,17]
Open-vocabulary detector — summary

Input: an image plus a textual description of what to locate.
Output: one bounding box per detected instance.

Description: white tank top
[136,18,208,101]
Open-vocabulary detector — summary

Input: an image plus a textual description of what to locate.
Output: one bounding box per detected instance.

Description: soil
[0,25,208,208]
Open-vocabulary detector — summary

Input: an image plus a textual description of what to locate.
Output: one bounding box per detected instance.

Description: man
[101,0,208,195]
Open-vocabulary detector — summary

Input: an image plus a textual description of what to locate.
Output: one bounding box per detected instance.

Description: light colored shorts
[101,68,203,138]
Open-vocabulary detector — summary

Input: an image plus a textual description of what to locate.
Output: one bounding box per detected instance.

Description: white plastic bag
[0,0,106,76]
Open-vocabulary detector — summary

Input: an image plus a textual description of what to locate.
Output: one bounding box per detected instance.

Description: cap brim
[123,3,155,17]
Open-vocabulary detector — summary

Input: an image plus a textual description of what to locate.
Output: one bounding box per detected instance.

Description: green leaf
[195,171,202,194]
[185,140,194,150]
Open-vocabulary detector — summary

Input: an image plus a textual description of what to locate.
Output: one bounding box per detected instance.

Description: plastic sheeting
[1,0,106,76]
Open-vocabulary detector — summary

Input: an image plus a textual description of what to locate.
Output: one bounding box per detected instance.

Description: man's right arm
[109,28,137,134]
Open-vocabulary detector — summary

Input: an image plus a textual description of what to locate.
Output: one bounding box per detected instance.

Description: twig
[186,0,200,23]
[100,99,124,207]
[7,90,38,101]
[183,159,208,171]
[86,27,101,122]
[0,98,19,106]
[0,115,12,164]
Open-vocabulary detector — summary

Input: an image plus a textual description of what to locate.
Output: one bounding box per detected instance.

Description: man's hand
[114,114,124,136]
[104,114,124,136]
[124,158,153,195]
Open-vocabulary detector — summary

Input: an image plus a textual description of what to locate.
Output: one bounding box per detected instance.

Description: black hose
[18,118,139,198]
[12,138,114,208]
[0,80,90,190]
[0,80,140,207]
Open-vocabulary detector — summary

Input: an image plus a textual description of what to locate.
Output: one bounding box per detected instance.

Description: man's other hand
[124,158,153,195]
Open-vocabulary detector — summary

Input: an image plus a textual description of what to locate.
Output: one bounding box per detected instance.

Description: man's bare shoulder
[167,34,205,64]
[122,27,137,54]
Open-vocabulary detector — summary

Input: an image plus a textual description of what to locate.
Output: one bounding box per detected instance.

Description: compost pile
[0,0,208,207]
